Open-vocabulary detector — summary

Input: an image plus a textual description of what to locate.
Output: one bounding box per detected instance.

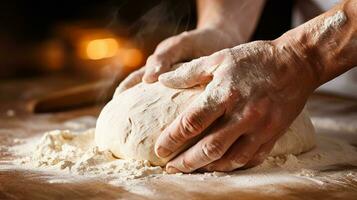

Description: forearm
[275,0,357,88]
[196,0,266,42]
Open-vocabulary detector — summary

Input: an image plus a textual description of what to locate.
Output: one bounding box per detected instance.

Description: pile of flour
[17,129,163,179]
[16,127,357,180]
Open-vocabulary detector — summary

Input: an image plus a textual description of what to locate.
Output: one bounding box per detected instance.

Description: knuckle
[179,113,204,138]
[202,140,225,161]
[166,130,184,146]
[225,87,240,102]
[180,158,195,171]
[247,106,263,119]
[242,105,265,124]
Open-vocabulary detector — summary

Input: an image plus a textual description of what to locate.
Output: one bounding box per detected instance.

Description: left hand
[115,0,265,95]
[154,39,318,173]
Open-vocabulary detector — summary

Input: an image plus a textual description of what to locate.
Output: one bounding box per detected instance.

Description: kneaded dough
[95,82,316,166]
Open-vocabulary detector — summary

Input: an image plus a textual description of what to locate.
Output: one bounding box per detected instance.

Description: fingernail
[166,166,181,174]
[156,146,172,158]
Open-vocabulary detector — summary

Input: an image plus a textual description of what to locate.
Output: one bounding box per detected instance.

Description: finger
[202,113,286,172]
[155,77,242,159]
[201,98,273,172]
[155,79,227,159]
[165,109,257,174]
[164,94,269,173]
[142,54,172,83]
[202,133,262,172]
[114,67,145,96]
[142,32,193,83]
[158,55,223,89]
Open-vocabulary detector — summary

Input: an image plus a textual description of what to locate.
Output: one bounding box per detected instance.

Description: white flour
[313,10,347,43]
[4,114,355,193]
[320,10,346,34]
[16,129,163,180]
[13,127,357,183]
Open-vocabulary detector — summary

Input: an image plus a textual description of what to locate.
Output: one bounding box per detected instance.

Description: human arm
[154,0,357,173]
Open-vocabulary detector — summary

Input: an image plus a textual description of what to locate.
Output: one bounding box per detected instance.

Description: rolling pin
[29,80,119,113]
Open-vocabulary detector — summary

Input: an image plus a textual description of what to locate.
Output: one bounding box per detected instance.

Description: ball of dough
[95,82,316,166]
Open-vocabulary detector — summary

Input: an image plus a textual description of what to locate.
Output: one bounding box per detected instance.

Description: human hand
[115,0,266,94]
[154,39,318,173]
[115,26,243,94]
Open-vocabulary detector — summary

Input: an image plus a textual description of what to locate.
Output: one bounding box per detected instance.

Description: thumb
[158,56,220,89]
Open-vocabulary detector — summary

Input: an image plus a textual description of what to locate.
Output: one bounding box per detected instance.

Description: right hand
[155,39,317,173]
[115,26,244,95]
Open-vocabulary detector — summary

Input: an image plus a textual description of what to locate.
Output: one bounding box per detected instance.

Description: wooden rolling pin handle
[29,80,118,113]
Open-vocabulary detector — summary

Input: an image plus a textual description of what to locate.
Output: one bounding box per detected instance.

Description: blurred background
[0,0,301,82]
[0,0,196,81]
[0,0,355,104]
[0,0,299,113]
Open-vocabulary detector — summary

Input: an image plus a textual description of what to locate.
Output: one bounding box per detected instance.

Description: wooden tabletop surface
[0,76,356,200]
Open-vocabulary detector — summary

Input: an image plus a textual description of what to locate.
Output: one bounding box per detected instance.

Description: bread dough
[95,82,316,166]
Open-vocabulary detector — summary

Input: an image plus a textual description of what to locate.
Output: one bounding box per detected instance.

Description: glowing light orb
[86,38,118,60]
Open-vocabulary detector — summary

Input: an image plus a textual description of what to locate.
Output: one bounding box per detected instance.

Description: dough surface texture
[95,82,316,166]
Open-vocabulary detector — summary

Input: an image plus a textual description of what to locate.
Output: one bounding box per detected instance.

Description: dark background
[0,0,293,79]
[0,0,195,43]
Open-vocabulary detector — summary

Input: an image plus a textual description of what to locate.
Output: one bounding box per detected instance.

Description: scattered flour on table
[8,112,357,187]
[16,129,163,180]
[13,127,357,184]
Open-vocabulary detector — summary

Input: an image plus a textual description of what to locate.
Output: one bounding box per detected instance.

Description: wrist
[272,33,320,94]
[274,0,357,90]
[197,0,265,43]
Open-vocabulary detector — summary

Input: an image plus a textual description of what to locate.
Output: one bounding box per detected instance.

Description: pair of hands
[116,27,316,173]
[115,0,357,173]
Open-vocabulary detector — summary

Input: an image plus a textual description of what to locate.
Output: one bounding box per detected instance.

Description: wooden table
[0,76,356,200]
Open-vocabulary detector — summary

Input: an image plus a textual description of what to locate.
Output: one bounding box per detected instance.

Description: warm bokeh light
[86,38,119,60]
[118,48,143,69]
